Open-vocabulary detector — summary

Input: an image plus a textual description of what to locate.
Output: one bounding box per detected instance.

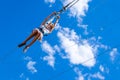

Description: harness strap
[57,0,79,15]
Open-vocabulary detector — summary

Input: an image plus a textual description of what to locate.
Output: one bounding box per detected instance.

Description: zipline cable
[57,0,79,15]
[0,46,18,63]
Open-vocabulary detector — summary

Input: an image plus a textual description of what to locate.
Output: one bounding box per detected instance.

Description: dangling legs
[18,30,37,47]
[26,33,40,47]
[23,30,42,53]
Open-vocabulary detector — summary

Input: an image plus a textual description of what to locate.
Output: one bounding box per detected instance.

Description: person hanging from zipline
[18,0,79,53]
[18,11,60,53]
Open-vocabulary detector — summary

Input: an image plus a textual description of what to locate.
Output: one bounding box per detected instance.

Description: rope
[58,0,79,15]
[0,46,18,63]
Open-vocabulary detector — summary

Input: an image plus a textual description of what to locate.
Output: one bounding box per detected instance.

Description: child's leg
[26,32,40,47]
[18,29,37,47]
[23,30,37,43]
[23,31,42,53]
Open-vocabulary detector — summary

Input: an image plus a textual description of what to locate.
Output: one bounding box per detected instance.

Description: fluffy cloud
[57,27,98,67]
[44,0,56,7]
[74,67,85,80]
[44,0,55,3]
[99,65,104,72]
[24,56,32,61]
[42,41,55,55]
[19,73,30,80]
[41,41,56,67]
[24,56,37,74]
[54,45,61,53]
[110,48,118,61]
[88,72,105,80]
[43,55,55,67]
[79,25,89,35]
[62,0,91,22]
[27,61,37,73]
[76,73,84,80]
[74,67,106,80]
[99,65,109,74]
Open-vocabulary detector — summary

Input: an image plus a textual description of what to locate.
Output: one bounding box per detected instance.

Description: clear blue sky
[0,0,120,80]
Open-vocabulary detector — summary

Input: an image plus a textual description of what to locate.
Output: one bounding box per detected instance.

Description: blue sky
[0,0,120,80]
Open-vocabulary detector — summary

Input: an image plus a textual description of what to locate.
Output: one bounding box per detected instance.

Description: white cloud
[20,73,29,80]
[24,56,37,74]
[99,65,104,72]
[42,41,55,55]
[44,0,55,3]
[74,67,105,80]
[44,0,55,7]
[110,48,118,61]
[79,24,89,35]
[43,55,55,67]
[74,67,85,80]
[41,41,56,67]
[57,27,98,67]
[24,56,32,61]
[88,72,105,80]
[62,0,91,22]
[54,45,61,53]
[77,74,84,80]
[99,65,109,74]
[27,61,37,73]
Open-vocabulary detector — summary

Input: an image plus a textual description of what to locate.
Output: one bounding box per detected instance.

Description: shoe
[23,46,29,53]
[18,42,26,47]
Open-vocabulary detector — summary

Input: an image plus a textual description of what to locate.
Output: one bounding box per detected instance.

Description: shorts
[40,25,50,36]
[33,28,43,42]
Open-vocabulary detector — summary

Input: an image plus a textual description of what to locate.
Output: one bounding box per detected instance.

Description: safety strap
[67,0,79,9]
[46,15,56,24]
[57,0,79,15]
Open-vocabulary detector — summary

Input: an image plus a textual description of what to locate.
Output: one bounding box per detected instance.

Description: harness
[39,15,58,36]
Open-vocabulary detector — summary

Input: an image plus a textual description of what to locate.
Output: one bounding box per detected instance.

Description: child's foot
[18,42,26,47]
[23,46,29,53]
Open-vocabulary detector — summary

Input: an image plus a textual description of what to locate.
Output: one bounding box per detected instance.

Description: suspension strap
[67,0,79,9]
[57,0,79,14]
